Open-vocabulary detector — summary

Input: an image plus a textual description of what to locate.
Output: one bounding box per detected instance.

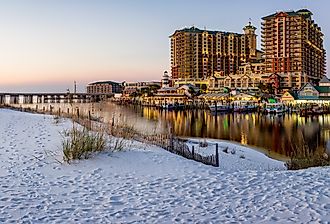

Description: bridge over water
[0,92,113,105]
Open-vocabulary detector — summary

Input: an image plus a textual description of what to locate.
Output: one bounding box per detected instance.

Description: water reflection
[129,105,327,159]
[49,102,329,159]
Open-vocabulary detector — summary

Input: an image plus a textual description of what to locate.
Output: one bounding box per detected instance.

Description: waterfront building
[281,82,330,104]
[319,76,330,87]
[173,78,209,93]
[298,83,330,100]
[266,73,282,95]
[86,81,123,94]
[207,61,266,93]
[198,92,257,104]
[198,93,229,104]
[155,84,198,99]
[143,85,193,107]
[261,9,326,91]
[123,81,161,89]
[122,87,137,97]
[170,22,258,84]
[122,81,161,97]
[281,91,298,103]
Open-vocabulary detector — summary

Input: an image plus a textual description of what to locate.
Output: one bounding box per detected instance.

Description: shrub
[286,154,330,170]
[287,130,330,169]
[62,126,106,163]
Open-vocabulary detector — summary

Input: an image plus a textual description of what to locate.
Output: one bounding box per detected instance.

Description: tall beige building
[170,23,257,81]
[261,9,326,90]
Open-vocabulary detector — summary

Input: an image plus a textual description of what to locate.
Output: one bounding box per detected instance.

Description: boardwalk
[0,92,114,105]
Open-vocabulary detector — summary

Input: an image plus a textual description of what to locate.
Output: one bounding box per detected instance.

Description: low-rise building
[141,84,199,107]
[122,81,161,97]
[143,86,190,107]
[208,61,266,93]
[319,76,330,87]
[281,82,330,104]
[86,81,123,94]
[281,91,298,103]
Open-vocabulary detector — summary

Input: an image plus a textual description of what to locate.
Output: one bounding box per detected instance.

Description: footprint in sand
[109,196,124,206]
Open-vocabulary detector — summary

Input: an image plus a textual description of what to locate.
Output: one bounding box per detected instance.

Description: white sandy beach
[0,109,329,223]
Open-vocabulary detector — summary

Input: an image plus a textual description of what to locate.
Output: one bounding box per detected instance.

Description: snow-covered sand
[185,138,285,171]
[0,109,329,223]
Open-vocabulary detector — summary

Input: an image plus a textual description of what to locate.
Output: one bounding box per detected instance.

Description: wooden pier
[0,92,113,105]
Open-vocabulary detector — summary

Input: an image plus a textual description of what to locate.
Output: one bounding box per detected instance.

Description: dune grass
[62,125,106,163]
[286,154,330,170]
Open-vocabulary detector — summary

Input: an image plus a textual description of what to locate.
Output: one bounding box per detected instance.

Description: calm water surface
[90,103,330,160]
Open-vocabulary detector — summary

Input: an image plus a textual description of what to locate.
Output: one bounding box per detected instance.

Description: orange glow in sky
[0,0,328,92]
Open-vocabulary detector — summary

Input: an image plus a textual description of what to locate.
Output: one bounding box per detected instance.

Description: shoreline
[1,103,327,164]
[0,108,329,223]
[1,106,288,165]
[0,109,330,223]
[182,136,290,162]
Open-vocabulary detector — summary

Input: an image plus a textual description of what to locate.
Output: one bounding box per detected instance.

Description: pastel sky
[0,0,328,92]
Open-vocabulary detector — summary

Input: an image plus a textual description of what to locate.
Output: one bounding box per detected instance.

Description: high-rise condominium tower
[170,23,257,80]
[261,9,326,90]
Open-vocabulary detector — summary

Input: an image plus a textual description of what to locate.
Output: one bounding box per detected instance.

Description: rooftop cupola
[243,21,257,35]
[162,71,170,88]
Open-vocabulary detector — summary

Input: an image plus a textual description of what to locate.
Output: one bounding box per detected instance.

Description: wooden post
[192,145,195,159]
[215,143,219,167]
[215,101,217,115]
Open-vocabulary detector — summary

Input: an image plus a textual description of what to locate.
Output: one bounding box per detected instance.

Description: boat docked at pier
[162,103,175,110]
[232,100,258,113]
[161,102,185,110]
[209,104,231,113]
[264,103,287,114]
[300,104,324,117]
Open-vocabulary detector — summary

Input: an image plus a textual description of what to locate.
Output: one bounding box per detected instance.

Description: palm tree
[188,86,197,97]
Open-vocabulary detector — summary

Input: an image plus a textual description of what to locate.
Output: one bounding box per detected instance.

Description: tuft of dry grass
[286,153,330,170]
[288,131,330,170]
[62,126,106,163]
[106,123,137,152]
[61,120,138,163]
[108,123,136,139]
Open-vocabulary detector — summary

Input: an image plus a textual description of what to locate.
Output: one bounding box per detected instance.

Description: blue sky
[0,0,328,92]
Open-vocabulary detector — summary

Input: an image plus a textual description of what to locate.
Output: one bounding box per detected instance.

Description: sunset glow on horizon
[0,0,329,92]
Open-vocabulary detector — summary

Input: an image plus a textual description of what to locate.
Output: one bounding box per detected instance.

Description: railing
[133,133,219,167]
